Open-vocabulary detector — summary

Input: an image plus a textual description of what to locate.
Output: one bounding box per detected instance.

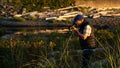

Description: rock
[1,34,11,39]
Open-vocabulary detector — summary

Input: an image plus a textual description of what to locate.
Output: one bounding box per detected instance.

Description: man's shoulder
[84,20,90,24]
[83,21,90,26]
[86,25,91,28]
[84,21,92,28]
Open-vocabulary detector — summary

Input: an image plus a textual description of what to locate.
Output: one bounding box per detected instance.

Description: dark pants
[81,48,95,68]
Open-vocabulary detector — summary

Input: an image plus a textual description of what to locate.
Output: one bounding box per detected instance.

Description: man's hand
[70,26,78,31]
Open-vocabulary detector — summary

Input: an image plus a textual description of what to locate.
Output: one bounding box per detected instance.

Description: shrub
[0,28,6,36]
[94,29,115,44]
[95,28,118,41]
[0,29,119,68]
[9,17,26,22]
[27,15,36,21]
[0,16,4,20]
[46,20,58,24]
[61,20,71,24]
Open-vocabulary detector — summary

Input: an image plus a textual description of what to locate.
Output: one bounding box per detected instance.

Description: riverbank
[1,16,120,28]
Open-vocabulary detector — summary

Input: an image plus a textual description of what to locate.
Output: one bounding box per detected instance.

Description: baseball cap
[72,14,84,24]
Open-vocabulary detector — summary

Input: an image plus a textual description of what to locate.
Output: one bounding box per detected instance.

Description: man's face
[76,19,84,25]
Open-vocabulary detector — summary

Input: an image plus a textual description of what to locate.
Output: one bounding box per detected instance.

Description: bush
[9,17,26,22]
[0,29,119,68]
[0,28,6,36]
[95,29,114,40]
[61,20,71,24]
[27,15,36,21]
[0,16,4,20]
[46,20,58,24]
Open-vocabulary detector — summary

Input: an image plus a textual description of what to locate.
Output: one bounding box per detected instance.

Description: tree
[1,0,76,12]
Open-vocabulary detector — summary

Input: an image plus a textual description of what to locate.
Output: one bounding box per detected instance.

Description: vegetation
[0,16,4,20]
[0,28,6,36]
[26,15,36,21]
[0,26,120,68]
[46,20,71,24]
[0,0,75,11]
[9,17,26,22]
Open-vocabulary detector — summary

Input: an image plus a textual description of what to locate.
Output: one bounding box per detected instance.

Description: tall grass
[0,27,120,68]
[93,27,120,68]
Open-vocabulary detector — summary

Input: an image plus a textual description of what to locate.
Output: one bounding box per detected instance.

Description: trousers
[81,48,95,68]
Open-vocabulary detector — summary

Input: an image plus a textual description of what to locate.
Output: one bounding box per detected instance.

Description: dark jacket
[78,21,96,49]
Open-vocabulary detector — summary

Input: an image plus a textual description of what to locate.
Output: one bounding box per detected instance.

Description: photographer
[70,14,96,68]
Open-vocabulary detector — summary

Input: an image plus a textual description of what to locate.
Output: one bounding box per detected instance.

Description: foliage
[0,27,120,68]
[95,29,114,43]
[9,17,26,22]
[0,16,4,20]
[27,15,36,21]
[0,28,5,36]
[46,20,58,24]
[46,20,71,24]
[0,0,75,11]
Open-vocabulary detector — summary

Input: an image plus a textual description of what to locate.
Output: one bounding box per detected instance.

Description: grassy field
[0,26,120,68]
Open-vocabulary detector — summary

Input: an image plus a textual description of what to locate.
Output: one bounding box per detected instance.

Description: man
[70,14,96,68]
